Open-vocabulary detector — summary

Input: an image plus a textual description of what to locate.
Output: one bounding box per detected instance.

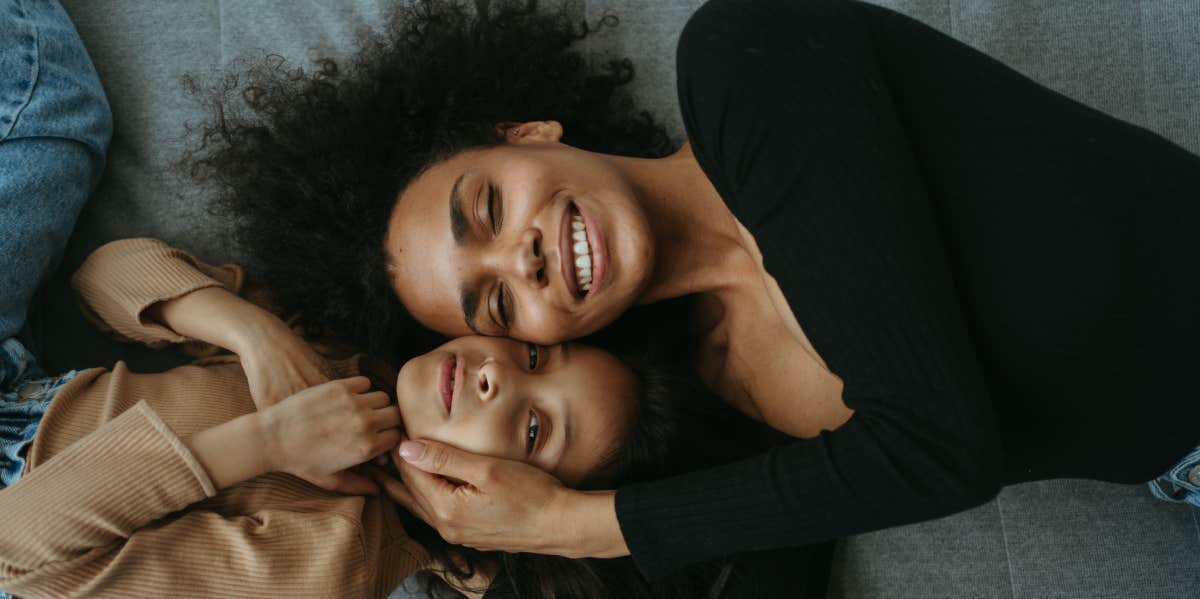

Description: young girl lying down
[0,239,759,599]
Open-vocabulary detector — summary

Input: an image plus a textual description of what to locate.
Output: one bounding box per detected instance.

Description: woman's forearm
[183,412,273,491]
[556,490,629,559]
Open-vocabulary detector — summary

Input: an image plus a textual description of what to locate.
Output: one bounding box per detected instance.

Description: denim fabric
[0,337,75,488]
[1147,447,1200,507]
[0,3,108,596]
[0,0,112,341]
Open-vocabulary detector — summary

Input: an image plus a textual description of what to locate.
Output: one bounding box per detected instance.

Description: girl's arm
[73,238,332,409]
[0,378,401,598]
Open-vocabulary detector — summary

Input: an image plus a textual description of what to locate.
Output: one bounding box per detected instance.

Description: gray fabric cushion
[44,1,1199,597]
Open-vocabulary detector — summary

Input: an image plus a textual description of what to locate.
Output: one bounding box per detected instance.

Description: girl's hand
[148,286,333,410]
[235,316,334,411]
[259,377,402,495]
[384,439,629,559]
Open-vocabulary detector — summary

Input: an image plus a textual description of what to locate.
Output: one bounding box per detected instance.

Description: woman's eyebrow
[448,173,468,243]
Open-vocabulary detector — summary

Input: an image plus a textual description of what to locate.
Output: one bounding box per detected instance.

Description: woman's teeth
[571,215,592,292]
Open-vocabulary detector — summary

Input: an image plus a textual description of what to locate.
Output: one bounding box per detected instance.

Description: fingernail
[399,441,426,461]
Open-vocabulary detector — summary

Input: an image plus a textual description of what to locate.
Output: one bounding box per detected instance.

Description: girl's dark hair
[406,298,783,598]
[183,0,675,354]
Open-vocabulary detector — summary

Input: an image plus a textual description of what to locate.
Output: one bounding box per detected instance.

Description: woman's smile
[562,200,609,298]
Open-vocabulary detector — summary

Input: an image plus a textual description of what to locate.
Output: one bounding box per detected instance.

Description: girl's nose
[477,360,499,403]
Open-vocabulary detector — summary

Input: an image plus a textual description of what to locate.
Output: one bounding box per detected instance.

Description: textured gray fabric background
[39,1,1199,597]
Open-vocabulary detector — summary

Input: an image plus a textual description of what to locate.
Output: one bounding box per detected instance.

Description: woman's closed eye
[487,183,503,235]
[492,282,513,330]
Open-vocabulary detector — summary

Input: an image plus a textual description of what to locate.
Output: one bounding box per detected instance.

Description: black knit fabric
[616,0,1200,580]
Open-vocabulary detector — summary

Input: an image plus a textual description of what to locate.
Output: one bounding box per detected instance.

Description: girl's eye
[525,411,541,455]
[527,343,540,370]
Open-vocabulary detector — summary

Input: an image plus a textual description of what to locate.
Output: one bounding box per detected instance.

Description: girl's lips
[438,353,458,416]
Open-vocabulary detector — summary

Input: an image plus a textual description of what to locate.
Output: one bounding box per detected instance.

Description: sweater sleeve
[615,0,1004,577]
[0,402,372,598]
[71,237,249,350]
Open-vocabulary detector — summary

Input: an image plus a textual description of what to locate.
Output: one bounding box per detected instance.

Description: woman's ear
[495,120,563,144]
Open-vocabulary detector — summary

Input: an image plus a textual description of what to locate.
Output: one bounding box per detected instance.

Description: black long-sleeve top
[614,0,1200,579]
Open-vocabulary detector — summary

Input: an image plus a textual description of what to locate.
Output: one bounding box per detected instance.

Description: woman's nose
[476,360,500,403]
[512,228,547,288]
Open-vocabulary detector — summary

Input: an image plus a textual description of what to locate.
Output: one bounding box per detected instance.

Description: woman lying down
[0,239,759,599]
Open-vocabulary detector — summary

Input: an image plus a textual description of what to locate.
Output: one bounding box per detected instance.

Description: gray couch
[38,1,1199,597]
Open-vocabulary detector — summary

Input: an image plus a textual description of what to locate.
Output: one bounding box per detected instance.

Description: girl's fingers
[369,405,402,429]
[338,376,372,393]
[373,428,402,456]
[358,390,392,409]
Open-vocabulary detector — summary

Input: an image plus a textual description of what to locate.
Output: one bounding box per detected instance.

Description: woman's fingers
[363,464,426,516]
[396,440,492,487]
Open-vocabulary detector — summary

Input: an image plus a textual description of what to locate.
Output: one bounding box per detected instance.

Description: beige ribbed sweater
[0,239,427,599]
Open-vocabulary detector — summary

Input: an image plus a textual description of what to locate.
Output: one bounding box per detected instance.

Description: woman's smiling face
[394,335,638,486]
[384,122,655,345]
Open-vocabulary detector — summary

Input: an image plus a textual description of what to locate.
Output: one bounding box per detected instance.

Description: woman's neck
[598,143,745,304]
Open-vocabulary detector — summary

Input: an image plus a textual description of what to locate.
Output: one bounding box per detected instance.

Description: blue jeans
[0,338,75,488]
[1,0,111,342]
[1148,447,1200,507]
[0,2,109,593]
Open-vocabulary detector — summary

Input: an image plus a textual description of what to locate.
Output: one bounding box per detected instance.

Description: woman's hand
[382,439,630,559]
[258,377,401,495]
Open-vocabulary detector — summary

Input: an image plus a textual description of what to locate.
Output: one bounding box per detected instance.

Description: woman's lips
[576,201,608,297]
[438,353,457,416]
[559,202,581,300]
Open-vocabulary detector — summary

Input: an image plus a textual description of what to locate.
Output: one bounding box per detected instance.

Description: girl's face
[384,124,655,345]
[394,335,638,486]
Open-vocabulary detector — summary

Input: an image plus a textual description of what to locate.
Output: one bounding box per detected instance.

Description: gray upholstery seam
[996,497,1018,599]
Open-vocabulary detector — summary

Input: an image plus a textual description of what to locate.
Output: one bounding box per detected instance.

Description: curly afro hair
[183,0,675,355]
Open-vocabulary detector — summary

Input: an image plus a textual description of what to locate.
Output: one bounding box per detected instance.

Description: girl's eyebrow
[549,403,571,480]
